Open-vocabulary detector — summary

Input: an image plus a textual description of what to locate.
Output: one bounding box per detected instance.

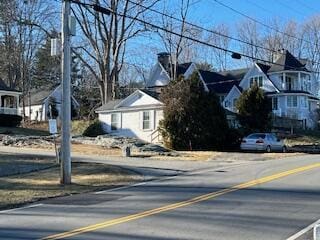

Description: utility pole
[60,0,71,184]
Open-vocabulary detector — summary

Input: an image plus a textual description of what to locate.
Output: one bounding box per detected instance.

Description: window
[250,76,263,87]
[111,113,120,130]
[272,97,278,110]
[233,98,238,108]
[142,111,151,130]
[287,96,298,107]
[247,133,266,139]
[301,96,307,108]
[285,76,292,90]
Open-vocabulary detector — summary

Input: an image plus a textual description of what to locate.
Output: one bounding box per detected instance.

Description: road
[0,148,320,240]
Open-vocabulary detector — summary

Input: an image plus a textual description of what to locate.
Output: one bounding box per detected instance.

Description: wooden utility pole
[60,0,71,184]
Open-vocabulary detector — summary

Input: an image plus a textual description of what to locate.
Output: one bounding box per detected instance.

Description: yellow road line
[42,162,320,240]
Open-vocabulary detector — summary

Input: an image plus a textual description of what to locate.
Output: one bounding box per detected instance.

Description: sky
[126,0,320,70]
[191,0,320,28]
[54,0,320,76]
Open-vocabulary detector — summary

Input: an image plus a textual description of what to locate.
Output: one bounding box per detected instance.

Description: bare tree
[158,0,200,80]
[205,24,230,71]
[237,20,263,66]
[301,16,320,80]
[72,0,160,105]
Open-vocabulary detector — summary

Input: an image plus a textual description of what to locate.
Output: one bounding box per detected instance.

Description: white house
[221,51,319,128]
[20,85,79,121]
[97,50,319,143]
[0,79,21,116]
[96,89,164,143]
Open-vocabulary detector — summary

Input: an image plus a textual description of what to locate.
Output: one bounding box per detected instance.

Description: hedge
[0,114,22,127]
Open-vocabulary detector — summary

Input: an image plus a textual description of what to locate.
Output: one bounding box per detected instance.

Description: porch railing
[0,107,19,115]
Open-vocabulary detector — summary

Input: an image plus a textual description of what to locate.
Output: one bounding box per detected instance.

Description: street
[0,151,320,240]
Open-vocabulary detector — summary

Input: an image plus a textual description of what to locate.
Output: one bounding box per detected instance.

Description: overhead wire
[212,0,316,47]
[69,0,320,76]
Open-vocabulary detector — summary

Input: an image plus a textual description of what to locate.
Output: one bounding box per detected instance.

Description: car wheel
[282,146,287,153]
[266,145,271,153]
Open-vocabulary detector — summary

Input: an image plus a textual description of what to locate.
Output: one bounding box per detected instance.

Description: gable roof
[256,62,271,74]
[95,99,122,112]
[176,62,192,76]
[199,68,247,94]
[268,50,308,72]
[96,89,162,112]
[28,89,52,105]
[0,79,20,92]
[140,89,160,100]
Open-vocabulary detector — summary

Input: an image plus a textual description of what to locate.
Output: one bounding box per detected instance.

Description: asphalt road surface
[0,151,320,240]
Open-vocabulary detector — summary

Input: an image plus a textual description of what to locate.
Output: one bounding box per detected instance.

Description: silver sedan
[240,133,286,152]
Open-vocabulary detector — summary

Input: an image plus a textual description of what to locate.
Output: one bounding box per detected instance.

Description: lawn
[0,161,142,210]
[0,126,49,136]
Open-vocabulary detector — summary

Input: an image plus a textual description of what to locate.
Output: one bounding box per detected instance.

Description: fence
[272,116,305,130]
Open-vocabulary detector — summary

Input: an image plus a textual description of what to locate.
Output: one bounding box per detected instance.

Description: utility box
[51,38,61,56]
[122,146,131,157]
[69,16,76,36]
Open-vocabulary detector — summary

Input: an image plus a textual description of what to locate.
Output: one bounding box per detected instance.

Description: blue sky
[191,0,320,27]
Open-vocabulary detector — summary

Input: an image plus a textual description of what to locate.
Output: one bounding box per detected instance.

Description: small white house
[96,89,164,143]
[20,85,79,121]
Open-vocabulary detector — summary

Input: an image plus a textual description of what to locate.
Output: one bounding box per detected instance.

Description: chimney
[273,48,285,62]
[157,52,170,72]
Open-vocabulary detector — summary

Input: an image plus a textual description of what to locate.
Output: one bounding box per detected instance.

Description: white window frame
[287,96,298,108]
[142,111,151,130]
[250,76,263,87]
[272,97,278,110]
[111,113,120,131]
[301,96,308,108]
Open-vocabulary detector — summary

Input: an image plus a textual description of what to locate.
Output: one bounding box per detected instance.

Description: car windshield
[247,134,266,139]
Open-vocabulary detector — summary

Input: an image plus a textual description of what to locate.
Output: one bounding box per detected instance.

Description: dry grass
[71,143,122,156]
[0,162,142,210]
[284,136,320,146]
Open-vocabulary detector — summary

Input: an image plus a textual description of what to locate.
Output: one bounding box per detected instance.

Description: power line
[70,0,320,75]
[49,0,320,68]
[212,0,315,47]
[126,0,280,55]
[118,0,320,68]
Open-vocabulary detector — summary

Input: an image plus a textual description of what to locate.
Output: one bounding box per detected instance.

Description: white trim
[114,89,163,109]
[198,71,210,92]
[0,90,21,96]
[267,92,317,98]
[158,61,171,79]
[96,105,163,114]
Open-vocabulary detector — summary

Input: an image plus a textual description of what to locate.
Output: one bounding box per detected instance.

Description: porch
[0,93,20,115]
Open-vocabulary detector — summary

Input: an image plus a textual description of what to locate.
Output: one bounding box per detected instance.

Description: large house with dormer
[97,51,319,143]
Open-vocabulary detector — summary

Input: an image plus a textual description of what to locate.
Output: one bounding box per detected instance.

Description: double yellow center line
[42,162,320,240]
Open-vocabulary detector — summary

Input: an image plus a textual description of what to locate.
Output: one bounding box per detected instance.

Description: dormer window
[250,76,263,87]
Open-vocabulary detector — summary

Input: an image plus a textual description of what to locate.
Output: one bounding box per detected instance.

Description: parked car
[240,133,286,152]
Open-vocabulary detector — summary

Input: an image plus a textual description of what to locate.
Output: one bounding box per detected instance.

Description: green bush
[236,83,272,132]
[0,114,22,127]
[82,120,105,137]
